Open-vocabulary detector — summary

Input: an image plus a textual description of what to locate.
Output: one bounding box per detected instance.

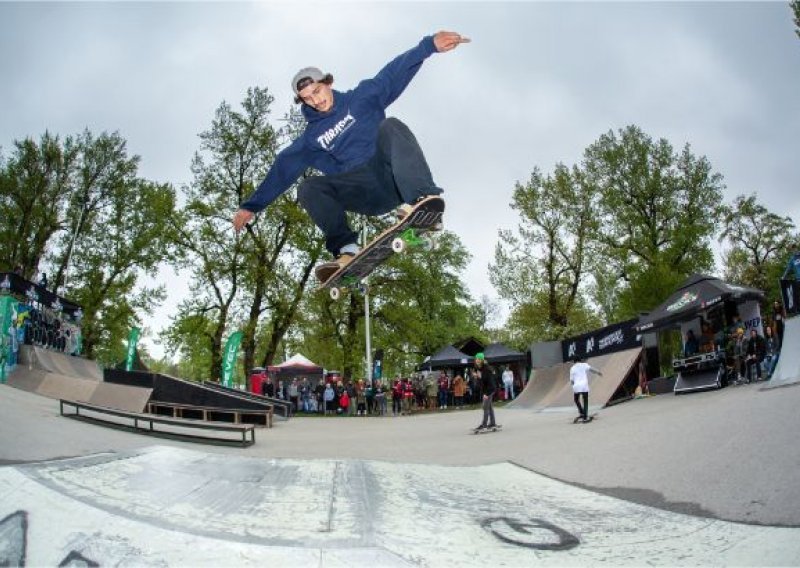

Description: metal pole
[362,218,372,380]
[61,205,86,294]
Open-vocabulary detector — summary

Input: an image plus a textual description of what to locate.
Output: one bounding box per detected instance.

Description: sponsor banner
[372,349,384,380]
[125,327,140,372]
[781,279,800,316]
[0,296,17,383]
[561,318,641,362]
[221,331,243,387]
[0,272,82,317]
[739,301,763,336]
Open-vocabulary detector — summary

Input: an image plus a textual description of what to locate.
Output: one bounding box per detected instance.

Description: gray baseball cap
[292,67,325,95]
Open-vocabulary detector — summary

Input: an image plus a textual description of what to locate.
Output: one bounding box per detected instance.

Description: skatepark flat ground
[2,378,799,528]
[3,377,800,566]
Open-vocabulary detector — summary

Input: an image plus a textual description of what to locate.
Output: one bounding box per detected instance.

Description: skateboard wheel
[391,237,406,253]
[329,287,341,301]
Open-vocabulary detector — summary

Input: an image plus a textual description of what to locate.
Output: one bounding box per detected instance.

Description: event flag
[125,327,140,372]
[222,331,243,387]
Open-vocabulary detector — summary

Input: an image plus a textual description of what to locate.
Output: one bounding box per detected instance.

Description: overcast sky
[2,2,799,358]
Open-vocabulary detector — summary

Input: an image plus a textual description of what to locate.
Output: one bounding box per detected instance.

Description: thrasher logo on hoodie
[317,112,356,150]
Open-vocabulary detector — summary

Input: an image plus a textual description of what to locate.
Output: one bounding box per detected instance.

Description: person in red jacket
[402,377,415,415]
[391,378,403,417]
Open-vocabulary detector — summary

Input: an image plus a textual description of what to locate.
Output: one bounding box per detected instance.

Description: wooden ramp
[8,346,152,413]
[507,347,642,411]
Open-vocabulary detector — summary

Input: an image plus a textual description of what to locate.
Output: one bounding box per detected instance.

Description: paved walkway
[1,380,800,565]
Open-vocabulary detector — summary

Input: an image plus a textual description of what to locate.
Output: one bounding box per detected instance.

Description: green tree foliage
[296,219,480,379]
[583,125,724,319]
[65,177,174,362]
[0,131,175,364]
[719,193,798,304]
[0,132,77,278]
[792,0,800,39]
[165,88,322,380]
[491,163,602,344]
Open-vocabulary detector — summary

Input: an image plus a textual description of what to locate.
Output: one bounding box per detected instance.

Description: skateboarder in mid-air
[231,31,470,281]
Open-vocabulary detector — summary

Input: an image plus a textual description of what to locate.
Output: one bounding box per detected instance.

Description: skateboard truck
[391,228,437,253]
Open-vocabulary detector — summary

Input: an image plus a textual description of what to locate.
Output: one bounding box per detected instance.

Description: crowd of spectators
[265,366,523,417]
[682,300,787,385]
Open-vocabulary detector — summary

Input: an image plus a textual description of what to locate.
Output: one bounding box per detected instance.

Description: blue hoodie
[240,35,438,213]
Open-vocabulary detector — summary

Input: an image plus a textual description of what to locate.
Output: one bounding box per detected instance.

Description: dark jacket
[477,364,496,397]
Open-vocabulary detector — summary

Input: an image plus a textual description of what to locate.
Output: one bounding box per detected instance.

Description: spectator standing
[402,377,414,415]
[745,329,766,383]
[365,381,375,415]
[452,373,465,409]
[300,378,311,412]
[375,381,387,416]
[684,330,699,357]
[356,380,367,415]
[772,300,787,349]
[323,383,335,415]
[763,326,778,378]
[288,379,299,412]
[37,272,48,289]
[391,379,403,416]
[314,381,325,414]
[438,372,449,409]
[339,386,350,415]
[502,366,514,400]
[732,329,747,383]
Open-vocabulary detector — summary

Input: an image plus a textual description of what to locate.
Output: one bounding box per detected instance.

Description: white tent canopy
[272,354,321,369]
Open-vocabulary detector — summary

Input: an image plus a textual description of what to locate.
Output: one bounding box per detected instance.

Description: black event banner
[561,318,641,362]
[0,272,83,317]
[780,279,800,316]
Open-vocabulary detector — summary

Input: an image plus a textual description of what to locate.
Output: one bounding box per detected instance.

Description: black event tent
[482,342,525,364]
[635,273,764,333]
[419,345,473,370]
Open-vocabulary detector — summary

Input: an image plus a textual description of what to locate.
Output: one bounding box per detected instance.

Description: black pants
[574,392,589,419]
[746,357,762,382]
[298,117,441,255]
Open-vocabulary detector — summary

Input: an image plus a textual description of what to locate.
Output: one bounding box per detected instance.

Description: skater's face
[298,81,334,112]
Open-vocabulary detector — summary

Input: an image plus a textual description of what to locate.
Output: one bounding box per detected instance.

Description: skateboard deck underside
[323,197,444,289]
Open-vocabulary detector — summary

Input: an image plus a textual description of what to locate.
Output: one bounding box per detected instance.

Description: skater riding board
[572,413,597,424]
[321,196,444,299]
[472,425,502,434]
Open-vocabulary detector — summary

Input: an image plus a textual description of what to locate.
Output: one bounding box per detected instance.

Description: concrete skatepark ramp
[763,316,800,389]
[1,446,798,566]
[19,345,103,380]
[508,347,641,411]
[7,346,151,413]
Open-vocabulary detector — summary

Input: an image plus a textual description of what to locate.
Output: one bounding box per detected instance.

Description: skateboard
[472,425,502,434]
[320,196,445,300]
[572,413,597,424]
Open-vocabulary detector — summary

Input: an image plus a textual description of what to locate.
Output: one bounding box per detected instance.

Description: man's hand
[433,31,471,53]
[232,208,255,232]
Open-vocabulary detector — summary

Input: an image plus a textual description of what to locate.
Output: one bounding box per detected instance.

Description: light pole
[361,217,372,381]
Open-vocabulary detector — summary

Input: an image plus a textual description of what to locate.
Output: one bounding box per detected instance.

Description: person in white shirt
[502,366,515,400]
[569,358,603,422]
